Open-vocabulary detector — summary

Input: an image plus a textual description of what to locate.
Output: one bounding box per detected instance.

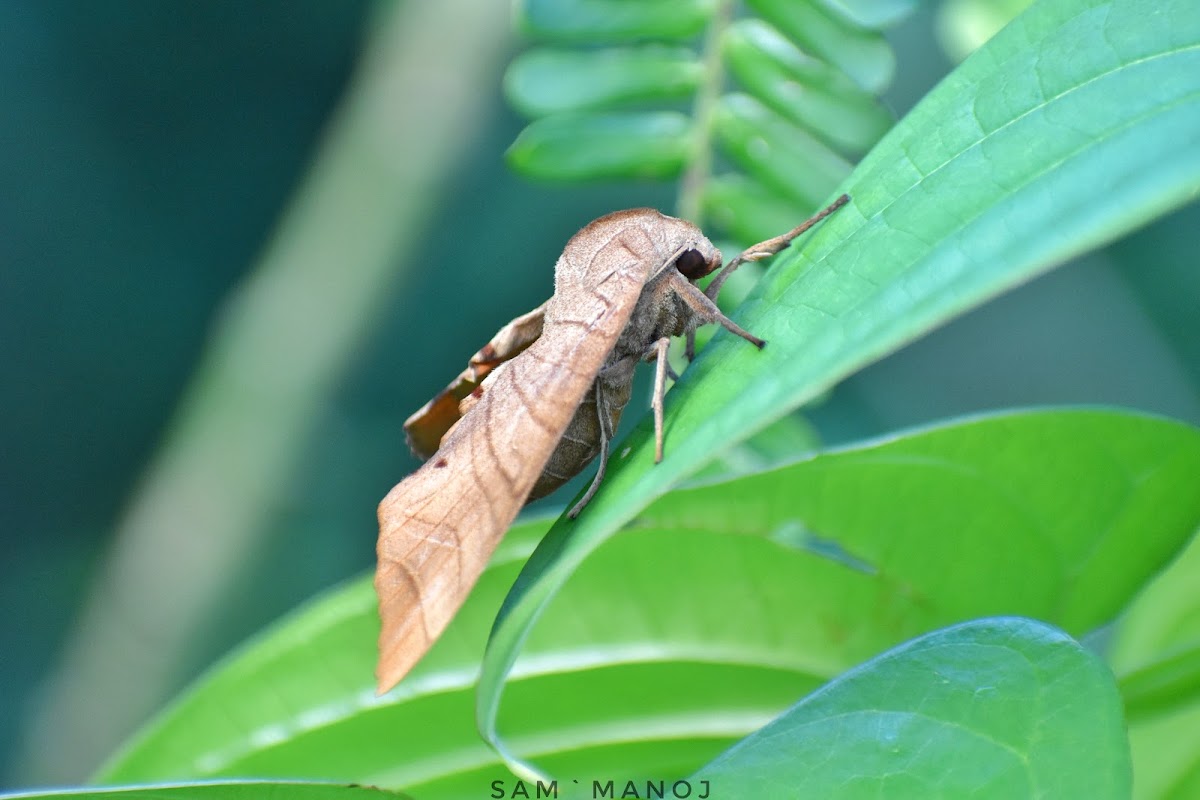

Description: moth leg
[639,336,672,463]
[642,339,679,380]
[684,331,697,363]
[669,271,766,349]
[704,194,850,301]
[568,381,616,519]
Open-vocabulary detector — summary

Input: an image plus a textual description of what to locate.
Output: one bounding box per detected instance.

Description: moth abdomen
[529,370,632,501]
[377,197,849,693]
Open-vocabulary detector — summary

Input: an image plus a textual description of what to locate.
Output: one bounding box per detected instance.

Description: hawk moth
[376,195,849,692]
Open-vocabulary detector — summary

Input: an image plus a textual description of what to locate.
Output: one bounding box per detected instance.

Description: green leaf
[714,93,853,208]
[101,410,1196,792]
[98,520,552,790]
[652,409,1200,638]
[504,0,915,241]
[480,0,1200,769]
[103,511,867,792]
[516,0,713,44]
[723,19,894,155]
[1109,529,1200,798]
[706,411,821,476]
[820,0,920,28]
[745,0,897,92]
[1111,533,1200,684]
[1,783,405,800]
[99,518,852,793]
[504,47,702,117]
[694,618,1131,799]
[1120,643,1200,722]
[505,111,691,181]
[1122,703,1200,800]
[702,174,814,244]
[479,408,1200,775]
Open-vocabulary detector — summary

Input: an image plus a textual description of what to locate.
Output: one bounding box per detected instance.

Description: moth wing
[404,302,547,460]
[376,225,660,693]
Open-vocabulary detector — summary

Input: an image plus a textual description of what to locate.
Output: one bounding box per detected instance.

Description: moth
[376,195,849,692]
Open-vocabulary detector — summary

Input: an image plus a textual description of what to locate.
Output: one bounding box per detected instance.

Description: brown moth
[376,195,849,693]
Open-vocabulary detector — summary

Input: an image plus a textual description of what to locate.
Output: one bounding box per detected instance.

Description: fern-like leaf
[504,0,917,243]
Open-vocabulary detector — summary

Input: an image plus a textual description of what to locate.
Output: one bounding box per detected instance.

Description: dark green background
[1,1,1195,789]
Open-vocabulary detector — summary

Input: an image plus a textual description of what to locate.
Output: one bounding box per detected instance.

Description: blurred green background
[1,0,1196,791]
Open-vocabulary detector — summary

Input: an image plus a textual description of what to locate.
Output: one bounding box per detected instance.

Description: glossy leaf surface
[696,618,1131,799]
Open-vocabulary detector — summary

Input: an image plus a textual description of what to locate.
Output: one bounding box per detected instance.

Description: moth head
[674,246,723,283]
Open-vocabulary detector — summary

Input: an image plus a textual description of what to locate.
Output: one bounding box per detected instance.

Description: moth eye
[675,248,712,280]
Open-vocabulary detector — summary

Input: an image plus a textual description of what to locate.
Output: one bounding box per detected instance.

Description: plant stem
[676,0,735,225]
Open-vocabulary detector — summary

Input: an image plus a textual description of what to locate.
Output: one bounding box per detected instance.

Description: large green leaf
[98,410,1198,794]
[97,519,861,793]
[480,409,1200,776]
[0,784,404,800]
[695,618,1131,799]
[97,516,855,793]
[641,408,1200,638]
[479,0,1200,774]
